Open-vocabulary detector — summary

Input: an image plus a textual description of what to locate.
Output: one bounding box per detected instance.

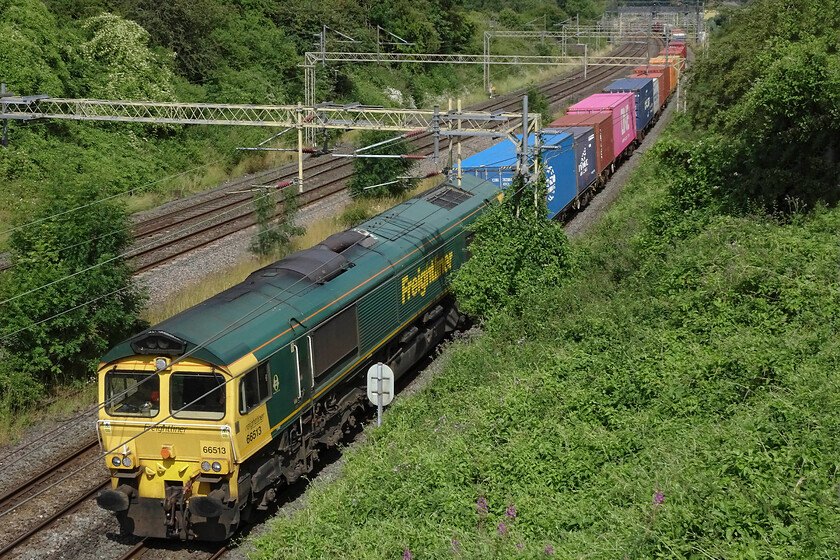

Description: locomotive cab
[97,352,243,540]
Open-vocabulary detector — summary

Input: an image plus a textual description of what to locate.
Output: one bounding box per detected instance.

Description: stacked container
[633,64,676,97]
[631,70,664,109]
[459,132,579,219]
[648,56,685,71]
[603,78,656,135]
[566,93,636,160]
[549,113,614,178]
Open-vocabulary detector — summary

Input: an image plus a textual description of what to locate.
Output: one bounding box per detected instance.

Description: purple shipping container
[566,93,636,160]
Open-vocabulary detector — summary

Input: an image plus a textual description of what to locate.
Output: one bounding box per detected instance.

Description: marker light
[211,461,222,473]
[201,461,211,472]
[111,456,122,467]
[155,357,168,371]
[122,456,133,468]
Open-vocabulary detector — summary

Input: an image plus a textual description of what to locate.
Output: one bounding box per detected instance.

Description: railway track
[0,439,108,557]
[117,539,227,560]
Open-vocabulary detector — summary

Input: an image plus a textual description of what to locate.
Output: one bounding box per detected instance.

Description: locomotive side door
[291,335,314,405]
[291,334,316,471]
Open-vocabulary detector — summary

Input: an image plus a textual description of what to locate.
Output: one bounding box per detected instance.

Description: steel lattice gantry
[1,96,537,131]
[0,95,541,190]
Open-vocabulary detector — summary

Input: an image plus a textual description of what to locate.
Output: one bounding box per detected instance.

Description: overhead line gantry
[0,93,541,190]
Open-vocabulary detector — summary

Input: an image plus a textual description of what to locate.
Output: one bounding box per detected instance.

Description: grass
[0,382,98,448]
[244,121,840,558]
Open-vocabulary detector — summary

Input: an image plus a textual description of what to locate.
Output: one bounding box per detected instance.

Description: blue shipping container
[460,133,577,219]
[603,78,656,135]
[543,126,596,197]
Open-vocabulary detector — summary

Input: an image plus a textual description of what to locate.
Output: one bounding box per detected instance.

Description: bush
[347,130,417,199]
[452,173,574,320]
[0,189,147,402]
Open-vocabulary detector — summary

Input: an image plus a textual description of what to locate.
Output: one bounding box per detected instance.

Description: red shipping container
[549,112,614,175]
[566,93,636,160]
[659,45,687,58]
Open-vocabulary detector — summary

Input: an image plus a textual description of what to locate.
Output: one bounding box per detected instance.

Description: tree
[249,185,305,257]
[0,189,147,405]
[685,0,840,208]
[452,171,574,320]
[347,130,417,198]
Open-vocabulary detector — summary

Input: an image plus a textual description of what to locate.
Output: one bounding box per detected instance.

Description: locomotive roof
[101,175,498,368]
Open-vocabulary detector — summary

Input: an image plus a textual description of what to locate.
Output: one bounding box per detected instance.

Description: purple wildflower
[516,542,525,550]
[497,522,508,536]
[544,545,555,555]
[403,548,413,560]
[652,489,665,509]
[394,467,398,472]
[476,498,489,518]
[450,538,460,554]
[505,505,517,520]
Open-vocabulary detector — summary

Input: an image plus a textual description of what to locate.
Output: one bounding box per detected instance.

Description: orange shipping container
[632,65,677,95]
[648,57,685,74]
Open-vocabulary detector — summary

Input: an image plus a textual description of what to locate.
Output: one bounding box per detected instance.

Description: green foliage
[525,86,550,129]
[452,173,573,320]
[347,131,417,199]
[685,0,840,209]
[0,0,70,95]
[338,205,375,228]
[249,186,305,257]
[77,12,177,101]
[0,191,147,405]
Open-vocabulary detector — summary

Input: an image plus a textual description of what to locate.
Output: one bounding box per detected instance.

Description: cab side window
[239,363,271,414]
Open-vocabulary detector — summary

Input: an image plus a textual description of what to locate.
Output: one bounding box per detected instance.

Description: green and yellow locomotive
[95,176,499,540]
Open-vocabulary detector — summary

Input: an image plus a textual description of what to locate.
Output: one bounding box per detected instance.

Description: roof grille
[421,184,474,210]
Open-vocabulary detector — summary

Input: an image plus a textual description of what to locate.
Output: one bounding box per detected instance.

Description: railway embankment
[246,120,840,558]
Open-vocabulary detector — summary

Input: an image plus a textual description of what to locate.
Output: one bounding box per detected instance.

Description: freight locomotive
[95,175,500,540]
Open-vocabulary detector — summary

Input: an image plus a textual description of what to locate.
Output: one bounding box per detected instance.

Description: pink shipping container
[566,93,636,160]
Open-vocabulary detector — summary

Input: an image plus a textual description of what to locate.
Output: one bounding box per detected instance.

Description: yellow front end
[96,356,247,540]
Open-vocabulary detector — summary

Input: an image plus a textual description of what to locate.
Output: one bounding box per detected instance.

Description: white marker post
[366,362,394,427]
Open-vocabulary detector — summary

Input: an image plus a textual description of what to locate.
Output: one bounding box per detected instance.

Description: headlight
[211,461,222,473]
[111,456,122,467]
[201,461,211,472]
[122,456,133,468]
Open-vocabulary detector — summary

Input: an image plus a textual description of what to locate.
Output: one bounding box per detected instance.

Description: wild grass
[0,381,98,447]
